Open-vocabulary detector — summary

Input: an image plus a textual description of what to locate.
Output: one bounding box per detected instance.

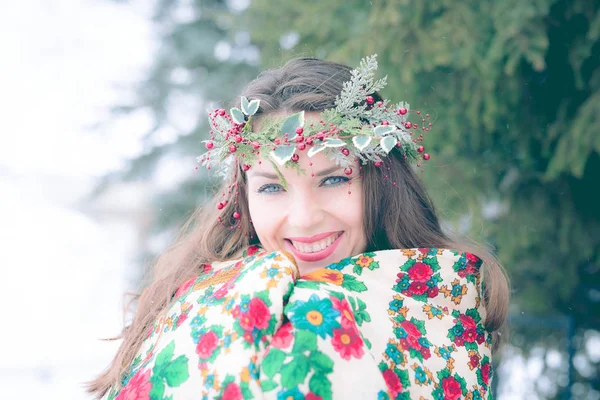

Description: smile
[284,231,344,263]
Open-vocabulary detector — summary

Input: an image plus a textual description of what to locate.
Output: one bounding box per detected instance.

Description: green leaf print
[295,280,321,290]
[292,330,317,353]
[154,341,175,369]
[262,348,287,378]
[309,373,333,400]
[353,264,363,275]
[309,350,334,373]
[162,355,189,386]
[260,379,279,392]
[280,356,310,389]
[149,377,165,400]
[341,275,367,292]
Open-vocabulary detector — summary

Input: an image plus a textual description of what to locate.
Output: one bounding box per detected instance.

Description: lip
[286,231,341,243]
[285,232,344,263]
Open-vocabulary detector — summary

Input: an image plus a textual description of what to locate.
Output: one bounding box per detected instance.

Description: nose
[286,187,325,231]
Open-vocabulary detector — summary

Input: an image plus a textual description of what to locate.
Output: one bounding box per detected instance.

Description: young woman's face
[246,138,368,275]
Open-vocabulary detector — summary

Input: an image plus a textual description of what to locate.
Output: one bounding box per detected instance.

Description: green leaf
[241,96,250,114]
[270,146,296,166]
[307,145,326,158]
[309,373,333,399]
[323,138,345,147]
[154,341,175,369]
[246,99,260,116]
[380,136,398,153]
[292,330,317,353]
[353,264,363,275]
[262,348,287,378]
[309,350,334,373]
[162,355,189,387]
[260,379,279,392]
[374,125,396,136]
[281,111,305,137]
[149,376,165,400]
[230,107,245,124]
[280,356,310,389]
[341,274,368,292]
[352,135,372,151]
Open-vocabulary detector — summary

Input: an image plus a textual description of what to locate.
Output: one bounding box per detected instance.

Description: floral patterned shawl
[103,247,494,400]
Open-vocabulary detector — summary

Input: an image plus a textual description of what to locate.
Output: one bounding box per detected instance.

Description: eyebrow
[248,166,344,180]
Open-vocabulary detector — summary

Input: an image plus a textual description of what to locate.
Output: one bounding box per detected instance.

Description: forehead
[247,151,343,181]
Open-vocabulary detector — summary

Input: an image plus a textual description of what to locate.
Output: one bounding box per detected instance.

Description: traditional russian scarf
[104,247,493,400]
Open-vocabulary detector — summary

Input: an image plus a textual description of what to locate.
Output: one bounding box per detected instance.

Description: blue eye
[321,176,350,187]
[257,183,284,194]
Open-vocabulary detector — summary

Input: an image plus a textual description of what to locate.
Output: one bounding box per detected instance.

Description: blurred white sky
[0,1,155,399]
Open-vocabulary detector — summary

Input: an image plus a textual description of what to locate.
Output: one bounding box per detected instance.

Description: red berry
[274,138,281,145]
[252,142,260,149]
[296,135,304,143]
[423,153,430,160]
[297,143,307,150]
[382,120,389,125]
[295,127,304,135]
[376,101,383,107]
[243,164,251,171]
[234,135,242,143]
[233,211,241,219]
[405,122,413,129]
[217,202,224,210]
[344,168,353,175]
[417,145,424,153]
[229,145,237,153]
[306,139,314,146]
[291,154,299,162]
[366,96,374,105]
[218,109,226,116]
[399,107,407,115]
[342,148,350,156]
[205,141,214,149]
[374,161,383,167]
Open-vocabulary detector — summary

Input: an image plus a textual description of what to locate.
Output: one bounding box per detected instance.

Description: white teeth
[290,232,341,253]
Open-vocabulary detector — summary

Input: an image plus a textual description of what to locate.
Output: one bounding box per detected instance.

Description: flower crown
[197,55,431,184]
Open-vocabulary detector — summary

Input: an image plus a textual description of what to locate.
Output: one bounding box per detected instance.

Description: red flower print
[408,281,428,295]
[454,335,465,347]
[481,362,491,385]
[331,297,355,329]
[332,327,364,360]
[382,369,402,398]
[248,298,270,330]
[174,278,195,298]
[421,347,431,359]
[239,312,255,331]
[202,264,213,273]
[232,306,240,318]
[176,312,188,328]
[243,331,254,343]
[305,393,322,400]
[465,252,480,263]
[418,248,431,255]
[272,322,294,349]
[442,376,463,400]
[222,382,243,400]
[247,245,260,256]
[400,321,421,338]
[476,333,485,344]
[399,339,409,350]
[464,328,478,343]
[196,331,219,359]
[116,368,152,400]
[470,354,480,368]
[427,286,439,298]
[407,262,433,282]
[213,283,232,300]
[459,315,477,328]
[407,334,421,349]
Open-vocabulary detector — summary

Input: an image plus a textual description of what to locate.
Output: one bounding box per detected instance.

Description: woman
[89,55,509,399]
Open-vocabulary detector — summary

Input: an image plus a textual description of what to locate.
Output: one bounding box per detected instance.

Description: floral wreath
[196,55,433,223]
[197,55,432,182]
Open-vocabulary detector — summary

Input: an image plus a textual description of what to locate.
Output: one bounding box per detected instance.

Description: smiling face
[246,144,367,275]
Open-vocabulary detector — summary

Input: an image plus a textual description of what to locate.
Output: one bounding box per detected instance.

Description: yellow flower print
[401,249,417,258]
[423,304,448,320]
[440,278,468,305]
[240,366,251,383]
[355,255,374,268]
[303,269,344,286]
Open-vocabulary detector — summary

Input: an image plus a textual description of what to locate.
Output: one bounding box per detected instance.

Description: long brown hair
[87,57,510,398]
